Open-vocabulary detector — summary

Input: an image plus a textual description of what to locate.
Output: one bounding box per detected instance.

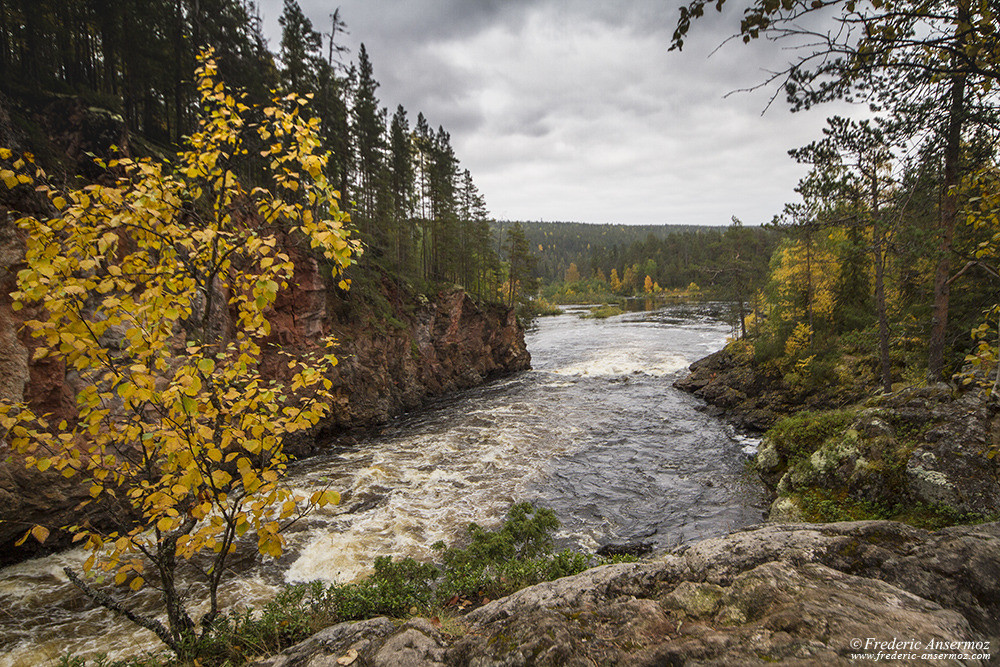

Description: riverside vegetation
[663,0,1000,535]
[0,2,533,659]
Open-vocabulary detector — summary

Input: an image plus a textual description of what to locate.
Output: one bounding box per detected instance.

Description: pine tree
[413,112,433,279]
[506,221,536,309]
[388,105,415,274]
[428,126,459,280]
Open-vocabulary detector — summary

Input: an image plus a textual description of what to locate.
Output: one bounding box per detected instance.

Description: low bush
[767,409,855,462]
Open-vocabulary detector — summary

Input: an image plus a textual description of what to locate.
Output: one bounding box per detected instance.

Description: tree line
[521,220,779,318]
[509,221,722,283]
[0,0,526,307]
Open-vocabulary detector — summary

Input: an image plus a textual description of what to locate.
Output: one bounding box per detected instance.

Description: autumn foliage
[0,51,358,655]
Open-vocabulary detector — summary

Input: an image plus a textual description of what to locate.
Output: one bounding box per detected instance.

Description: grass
[583,305,624,319]
[765,409,857,464]
[796,488,997,529]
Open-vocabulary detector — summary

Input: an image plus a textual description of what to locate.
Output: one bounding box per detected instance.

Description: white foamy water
[550,349,690,378]
[284,409,587,584]
[0,302,765,665]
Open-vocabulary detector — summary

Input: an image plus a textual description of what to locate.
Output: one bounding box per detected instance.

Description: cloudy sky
[256,1,855,226]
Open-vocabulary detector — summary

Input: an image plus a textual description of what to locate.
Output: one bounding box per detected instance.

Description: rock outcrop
[254,520,1000,666]
[675,344,1000,526]
[752,384,1000,524]
[673,348,866,432]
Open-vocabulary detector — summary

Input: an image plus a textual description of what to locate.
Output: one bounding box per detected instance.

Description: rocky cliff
[0,218,530,564]
[255,520,1000,666]
[0,92,531,565]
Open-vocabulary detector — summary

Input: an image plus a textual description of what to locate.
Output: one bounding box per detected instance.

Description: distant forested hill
[494,221,725,283]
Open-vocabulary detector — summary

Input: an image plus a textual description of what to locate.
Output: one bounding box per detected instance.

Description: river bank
[673,342,1000,528]
[671,346,868,431]
[7,306,1000,665]
[256,519,1000,665]
[0,302,767,665]
[250,343,1000,666]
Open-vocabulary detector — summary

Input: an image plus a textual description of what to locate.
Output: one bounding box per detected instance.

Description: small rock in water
[346,494,384,514]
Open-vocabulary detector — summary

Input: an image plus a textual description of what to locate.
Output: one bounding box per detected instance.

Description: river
[0,302,765,666]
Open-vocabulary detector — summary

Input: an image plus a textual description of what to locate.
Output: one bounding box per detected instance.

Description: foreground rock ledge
[257,520,1000,666]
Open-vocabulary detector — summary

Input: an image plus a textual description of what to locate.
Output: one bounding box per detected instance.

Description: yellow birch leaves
[0,49,358,591]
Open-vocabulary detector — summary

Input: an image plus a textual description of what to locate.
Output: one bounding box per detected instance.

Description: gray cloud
[258,1,857,225]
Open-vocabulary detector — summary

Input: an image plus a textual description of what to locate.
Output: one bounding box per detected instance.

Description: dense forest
[506,221,722,281]
[2,0,998,382]
[0,0,538,309]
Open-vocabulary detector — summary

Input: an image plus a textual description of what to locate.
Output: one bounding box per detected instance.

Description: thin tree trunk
[804,228,814,341]
[874,233,893,392]
[870,171,893,393]
[64,567,181,655]
[927,1,969,381]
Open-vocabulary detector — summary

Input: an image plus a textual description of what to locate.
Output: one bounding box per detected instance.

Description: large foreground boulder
[255,520,1000,666]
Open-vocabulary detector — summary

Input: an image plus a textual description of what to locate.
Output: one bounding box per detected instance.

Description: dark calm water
[0,303,765,666]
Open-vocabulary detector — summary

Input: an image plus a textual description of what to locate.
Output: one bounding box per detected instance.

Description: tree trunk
[64,567,182,656]
[927,2,969,381]
[870,171,893,393]
[804,228,814,341]
[874,232,893,393]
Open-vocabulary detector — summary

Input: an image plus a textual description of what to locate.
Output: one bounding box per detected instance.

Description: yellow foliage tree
[766,237,837,328]
[564,262,581,283]
[963,165,1000,396]
[644,275,654,294]
[0,52,358,656]
[621,265,637,293]
[609,268,621,292]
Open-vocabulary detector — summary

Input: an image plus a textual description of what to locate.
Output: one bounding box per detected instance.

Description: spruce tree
[278,0,322,94]
[352,43,386,244]
[389,105,416,273]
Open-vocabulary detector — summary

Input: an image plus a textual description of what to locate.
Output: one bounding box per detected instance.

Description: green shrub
[583,305,624,319]
[767,409,855,462]
[433,503,596,601]
[527,298,563,317]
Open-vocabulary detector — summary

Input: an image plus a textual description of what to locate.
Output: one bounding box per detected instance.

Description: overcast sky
[256,1,855,226]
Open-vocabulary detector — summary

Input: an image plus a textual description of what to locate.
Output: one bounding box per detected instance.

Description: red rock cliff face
[265,247,531,456]
[0,224,530,564]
